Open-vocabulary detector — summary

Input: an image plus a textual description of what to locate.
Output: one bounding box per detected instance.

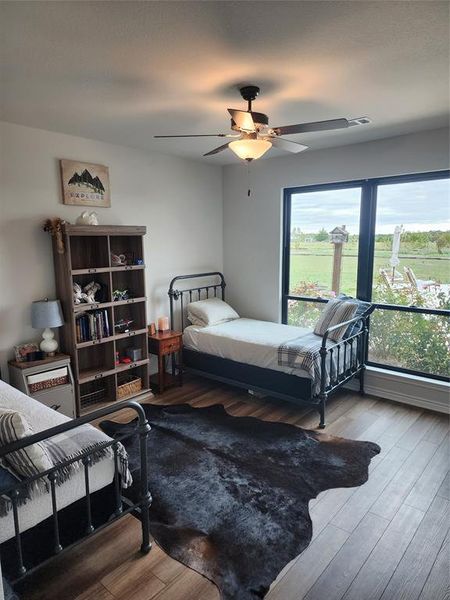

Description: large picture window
[282,171,450,381]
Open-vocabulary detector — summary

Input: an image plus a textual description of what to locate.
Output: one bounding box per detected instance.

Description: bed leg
[139,418,152,555]
[140,493,152,554]
[318,395,327,429]
[359,365,366,396]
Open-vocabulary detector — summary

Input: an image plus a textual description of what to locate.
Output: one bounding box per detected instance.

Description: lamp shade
[229,139,272,161]
[31,299,64,329]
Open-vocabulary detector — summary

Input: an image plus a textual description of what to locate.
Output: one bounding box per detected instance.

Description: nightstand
[148,330,183,393]
[8,354,76,418]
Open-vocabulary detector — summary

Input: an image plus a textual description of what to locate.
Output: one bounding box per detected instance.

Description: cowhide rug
[100,403,380,600]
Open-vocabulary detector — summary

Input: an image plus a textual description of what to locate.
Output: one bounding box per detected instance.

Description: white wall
[223,127,450,321]
[0,121,223,377]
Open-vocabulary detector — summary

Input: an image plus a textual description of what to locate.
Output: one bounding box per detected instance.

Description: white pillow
[187,298,239,327]
[0,409,53,479]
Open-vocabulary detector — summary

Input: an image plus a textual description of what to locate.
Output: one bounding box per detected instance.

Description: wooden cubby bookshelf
[52,224,151,416]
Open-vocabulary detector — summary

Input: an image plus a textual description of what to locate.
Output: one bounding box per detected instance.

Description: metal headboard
[168,272,226,331]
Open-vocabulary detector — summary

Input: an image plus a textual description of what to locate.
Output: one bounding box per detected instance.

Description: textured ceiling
[1,1,449,164]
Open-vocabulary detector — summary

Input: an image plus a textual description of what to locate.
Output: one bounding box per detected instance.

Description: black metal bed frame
[169,272,370,428]
[0,400,151,584]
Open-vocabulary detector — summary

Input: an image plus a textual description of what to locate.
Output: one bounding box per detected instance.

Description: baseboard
[345,367,449,414]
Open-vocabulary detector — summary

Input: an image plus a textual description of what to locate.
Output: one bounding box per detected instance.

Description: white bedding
[0,381,115,544]
[183,318,313,378]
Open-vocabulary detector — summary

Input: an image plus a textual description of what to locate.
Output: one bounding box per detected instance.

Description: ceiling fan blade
[348,116,372,127]
[203,142,230,157]
[270,137,309,154]
[154,133,237,138]
[274,118,350,136]
[227,109,256,132]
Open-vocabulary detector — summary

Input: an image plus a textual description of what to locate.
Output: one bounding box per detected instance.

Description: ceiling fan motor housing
[239,85,260,102]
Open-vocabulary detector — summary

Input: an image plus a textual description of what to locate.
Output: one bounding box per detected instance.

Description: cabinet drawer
[160,338,181,355]
[31,384,76,419]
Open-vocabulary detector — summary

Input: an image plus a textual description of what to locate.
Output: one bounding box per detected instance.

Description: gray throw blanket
[0,424,132,517]
[278,331,337,395]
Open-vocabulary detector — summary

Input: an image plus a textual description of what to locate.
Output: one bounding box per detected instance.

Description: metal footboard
[317,314,370,428]
[0,400,151,583]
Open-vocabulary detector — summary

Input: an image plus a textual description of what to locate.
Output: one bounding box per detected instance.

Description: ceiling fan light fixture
[229,138,272,161]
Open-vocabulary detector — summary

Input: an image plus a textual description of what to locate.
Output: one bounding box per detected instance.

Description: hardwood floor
[18,376,449,600]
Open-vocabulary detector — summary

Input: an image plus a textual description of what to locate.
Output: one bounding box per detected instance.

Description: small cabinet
[8,355,76,418]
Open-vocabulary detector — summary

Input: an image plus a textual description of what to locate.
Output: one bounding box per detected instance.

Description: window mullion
[281,189,292,323]
[356,180,377,301]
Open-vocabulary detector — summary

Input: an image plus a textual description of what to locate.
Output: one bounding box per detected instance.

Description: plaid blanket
[0,423,132,517]
[278,331,335,396]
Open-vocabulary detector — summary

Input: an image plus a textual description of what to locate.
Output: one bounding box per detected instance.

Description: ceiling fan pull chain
[247,160,251,197]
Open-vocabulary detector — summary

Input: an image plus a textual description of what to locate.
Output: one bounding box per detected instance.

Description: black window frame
[282,170,450,383]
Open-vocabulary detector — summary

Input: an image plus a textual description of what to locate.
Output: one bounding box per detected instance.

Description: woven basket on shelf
[117,376,142,399]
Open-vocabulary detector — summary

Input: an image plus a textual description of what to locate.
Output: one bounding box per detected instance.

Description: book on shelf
[75,309,111,343]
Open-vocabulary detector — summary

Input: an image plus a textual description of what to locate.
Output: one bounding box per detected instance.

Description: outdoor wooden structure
[329,225,349,294]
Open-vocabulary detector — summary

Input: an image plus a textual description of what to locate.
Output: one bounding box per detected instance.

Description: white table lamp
[31,299,64,356]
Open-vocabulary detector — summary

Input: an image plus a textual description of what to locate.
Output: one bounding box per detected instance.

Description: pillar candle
[158,316,169,331]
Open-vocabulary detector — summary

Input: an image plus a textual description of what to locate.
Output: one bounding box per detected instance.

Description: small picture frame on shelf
[14,342,39,363]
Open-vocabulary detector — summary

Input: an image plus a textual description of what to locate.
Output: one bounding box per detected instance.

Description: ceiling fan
[155,85,371,162]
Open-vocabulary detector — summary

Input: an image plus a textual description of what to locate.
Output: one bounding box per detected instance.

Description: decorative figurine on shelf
[73,282,88,304]
[120,357,132,364]
[76,211,99,225]
[113,289,130,301]
[114,318,134,333]
[134,258,144,265]
[73,280,107,304]
[111,253,127,266]
[87,212,99,225]
[43,218,66,254]
[84,281,101,303]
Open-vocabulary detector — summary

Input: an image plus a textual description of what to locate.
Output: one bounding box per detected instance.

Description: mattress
[183,318,312,378]
[0,381,115,544]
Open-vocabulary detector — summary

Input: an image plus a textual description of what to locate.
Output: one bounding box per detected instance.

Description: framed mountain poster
[60,159,111,207]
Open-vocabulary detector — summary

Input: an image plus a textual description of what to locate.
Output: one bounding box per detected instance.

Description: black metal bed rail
[0,400,151,583]
[315,314,369,427]
[168,271,226,331]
